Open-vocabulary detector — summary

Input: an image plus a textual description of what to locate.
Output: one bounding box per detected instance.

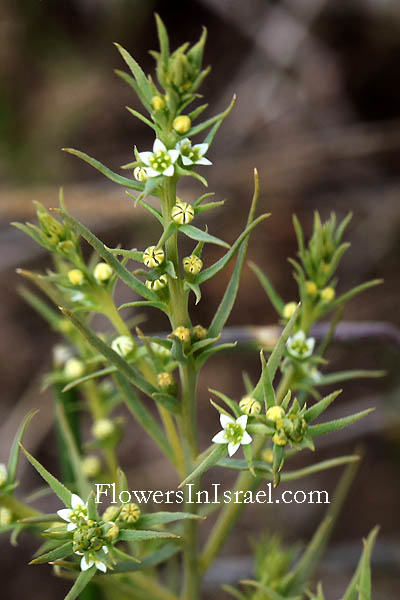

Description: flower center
[181,144,201,161]
[224,423,244,444]
[291,339,309,355]
[149,151,171,170]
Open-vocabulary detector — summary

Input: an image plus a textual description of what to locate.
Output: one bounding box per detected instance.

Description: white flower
[138,139,179,178]
[286,330,315,360]
[177,138,212,166]
[212,414,252,457]
[80,550,108,573]
[57,494,87,532]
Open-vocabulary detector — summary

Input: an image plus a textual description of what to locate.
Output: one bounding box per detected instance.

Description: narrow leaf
[19,445,72,507]
[62,149,143,190]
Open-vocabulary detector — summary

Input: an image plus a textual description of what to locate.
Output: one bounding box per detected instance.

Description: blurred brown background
[1,1,400,598]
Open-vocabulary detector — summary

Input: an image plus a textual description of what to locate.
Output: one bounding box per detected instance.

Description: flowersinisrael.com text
[95,483,329,505]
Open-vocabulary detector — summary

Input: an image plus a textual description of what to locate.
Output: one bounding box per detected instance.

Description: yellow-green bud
[82,455,101,478]
[183,255,203,275]
[64,358,85,379]
[111,335,134,357]
[0,464,8,487]
[173,115,191,134]
[68,269,84,286]
[134,166,147,182]
[120,503,141,524]
[172,326,191,343]
[272,432,287,446]
[57,240,75,256]
[157,371,175,390]
[321,286,335,302]
[282,302,297,320]
[94,262,113,283]
[145,274,168,291]
[104,521,119,542]
[0,507,12,526]
[266,406,285,422]
[261,448,274,463]
[92,418,115,441]
[239,395,261,416]
[305,281,318,296]
[143,246,165,268]
[103,506,119,522]
[171,202,194,225]
[151,95,165,111]
[191,325,207,341]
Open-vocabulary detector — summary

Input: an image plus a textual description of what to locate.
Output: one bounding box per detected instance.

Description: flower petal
[195,143,209,155]
[81,555,93,571]
[293,331,305,342]
[176,138,190,149]
[57,508,72,522]
[67,522,77,532]
[71,494,85,509]
[228,442,240,457]
[196,157,212,165]
[138,151,153,166]
[182,156,194,166]
[163,164,174,177]
[236,415,248,429]
[153,138,166,153]
[96,560,107,573]
[212,430,227,444]
[220,414,234,429]
[102,546,109,555]
[241,431,252,445]
[146,167,162,178]
[168,149,180,163]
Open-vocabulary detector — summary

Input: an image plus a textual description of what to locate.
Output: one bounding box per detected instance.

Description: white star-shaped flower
[212,414,252,457]
[57,493,87,532]
[138,139,179,178]
[80,551,108,573]
[286,330,315,360]
[177,138,212,166]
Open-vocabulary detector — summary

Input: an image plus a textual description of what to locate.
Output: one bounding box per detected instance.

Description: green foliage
[1,14,382,600]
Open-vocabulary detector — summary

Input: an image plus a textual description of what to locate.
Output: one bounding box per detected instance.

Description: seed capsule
[134,166,147,182]
[111,335,134,357]
[145,274,168,291]
[239,395,261,416]
[120,503,141,524]
[183,255,203,275]
[143,246,165,268]
[171,202,194,225]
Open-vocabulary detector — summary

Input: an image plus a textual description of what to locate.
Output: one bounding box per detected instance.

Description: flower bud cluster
[266,403,308,449]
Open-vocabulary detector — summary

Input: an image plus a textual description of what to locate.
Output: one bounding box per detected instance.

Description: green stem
[161,176,200,600]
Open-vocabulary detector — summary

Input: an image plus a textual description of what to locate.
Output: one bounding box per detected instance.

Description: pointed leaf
[308,409,374,438]
[64,567,96,600]
[62,148,143,190]
[179,224,229,248]
[19,445,72,506]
